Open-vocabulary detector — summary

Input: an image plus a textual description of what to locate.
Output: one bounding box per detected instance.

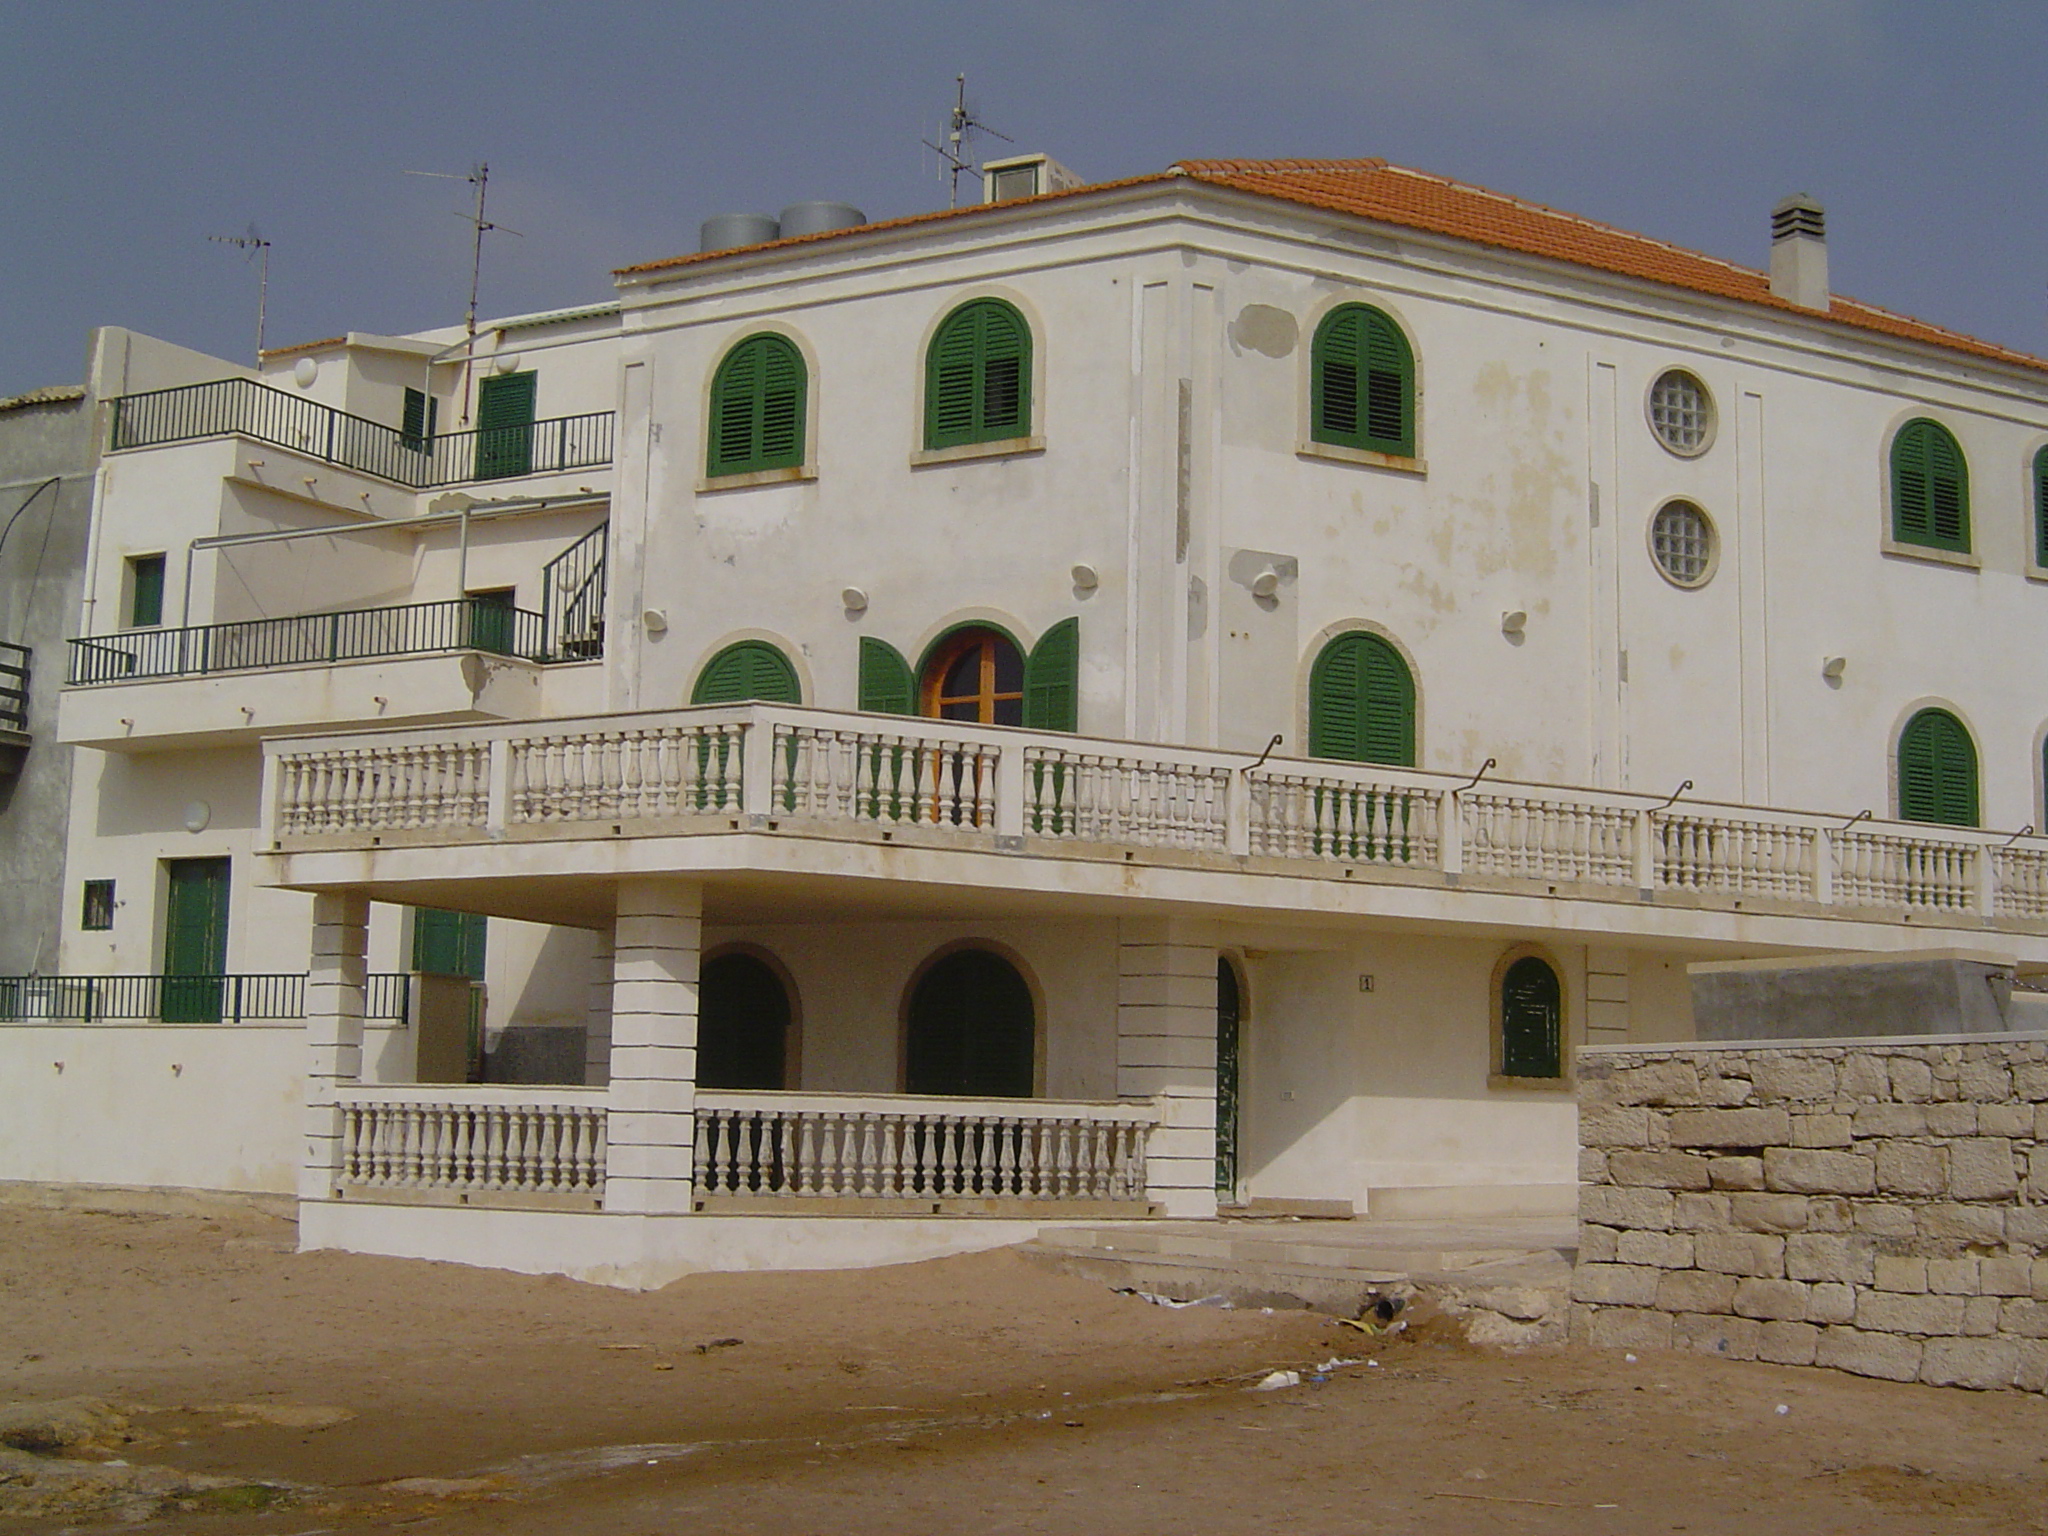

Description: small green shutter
[475,371,537,479]
[858,637,915,714]
[1891,419,1969,553]
[924,299,1032,449]
[401,387,438,452]
[692,640,801,705]
[708,334,807,476]
[161,857,230,1023]
[412,907,486,979]
[1022,617,1079,732]
[1500,956,1562,1078]
[1311,304,1412,457]
[1309,632,1415,766]
[129,555,166,628]
[1898,708,1979,827]
[2033,446,2048,568]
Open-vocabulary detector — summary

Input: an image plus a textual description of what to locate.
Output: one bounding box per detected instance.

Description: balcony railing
[107,377,613,489]
[0,642,26,731]
[0,972,412,1024]
[335,1085,607,1203]
[67,597,551,686]
[262,702,2048,933]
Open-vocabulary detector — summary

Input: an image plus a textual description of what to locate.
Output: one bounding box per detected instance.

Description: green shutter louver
[1499,956,1563,1078]
[475,371,536,479]
[858,637,915,714]
[1890,419,1970,553]
[1022,616,1079,732]
[1308,631,1415,766]
[412,907,486,980]
[1311,304,1413,457]
[2033,446,2048,568]
[1897,708,1979,827]
[708,334,807,477]
[402,387,438,452]
[129,554,166,628]
[692,640,802,705]
[924,299,1033,449]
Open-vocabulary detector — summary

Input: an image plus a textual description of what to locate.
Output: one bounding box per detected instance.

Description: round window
[1649,501,1717,588]
[1647,369,1714,456]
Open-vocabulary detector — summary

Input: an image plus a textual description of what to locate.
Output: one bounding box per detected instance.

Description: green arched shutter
[2033,446,2048,568]
[692,640,801,705]
[1309,632,1415,766]
[1898,709,1978,827]
[1022,617,1078,732]
[709,335,807,476]
[1311,305,1413,457]
[1500,956,1562,1078]
[1891,420,1969,553]
[858,637,914,715]
[925,299,1032,449]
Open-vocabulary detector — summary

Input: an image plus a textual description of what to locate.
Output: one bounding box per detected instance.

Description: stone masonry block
[2018,1341,2048,1394]
[1695,1232,1785,1277]
[1709,1157,1764,1191]
[1876,1257,1929,1293]
[1785,1233,1875,1285]
[1874,1142,1947,1198]
[1730,1193,1809,1234]
[1608,1151,1714,1190]
[1581,1186,1675,1230]
[1751,1059,1837,1103]
[2001,1299,2048,1339]
[1921,1338,2020,1390]
[1699,1075,1755,1107]
[1963,1296,2001,1336]
[1577,1224,1619,1263]
[1733,1278,1810,1321]
[1921,1204,2006,1245]
[1809,1282,1857,1325]
[1852,1201,1919,1238]
[1838,1055,1890,1100]
[1978,1103,2034,1138]
[1927,1257,1980,1295]
[2030,1146,2048,1193]
[1656,1270,1738,1313]
[1856,1292,1966,1336]
[1617,1230,1695,1269]
[1791,1114,1854,1148]
[1613,1061,1703,1106]
[1816,1326,1924,1383]
[1579,1149,1611,1183]
[1757,1320,1821,1366]
[1674,1313,1759,1361]
[1957,1060,2013,1102]
[1925,1102,1979,1137]
[1667,1108,1790,1148]
[1806,1198,1855,1233]
[1570,1264,1661,1306]
[1978,1256,2032,1297]
[1852,1103,1927,1138]
[1888,1058,1933,1102]
[2013,1208,2048,1249]
[2013,1062,2048,1101]
[1765,1148,1874,1195]
[2037,1260,2048,1301]
[1580,1106,1653,1148]
[1584,1306,1674,1351]
[1672,1193,1731,1231]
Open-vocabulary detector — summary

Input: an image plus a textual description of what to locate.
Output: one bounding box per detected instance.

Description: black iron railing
[0,642,27,731]
[541,523,607,662]
[107,377,613,489]
[0,971,412,1024]
[67,597,549,685]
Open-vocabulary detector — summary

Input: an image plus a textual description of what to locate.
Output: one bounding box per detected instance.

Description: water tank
[699,213,781,253]
[778,201,866,238]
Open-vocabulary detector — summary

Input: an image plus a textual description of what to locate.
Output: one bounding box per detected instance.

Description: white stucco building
[11,157,2048,1283]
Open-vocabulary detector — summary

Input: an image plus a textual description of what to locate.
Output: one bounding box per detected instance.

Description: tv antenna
[922,74,1011,210]
[207,224,272,364]
[404,162,523,424]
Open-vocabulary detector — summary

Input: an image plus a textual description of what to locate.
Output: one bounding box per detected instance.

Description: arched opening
[920,626,1025,725]
[692,639,801,705]
[1216,956,1244,1198]
[1308,630,1416,766]
[1898,707,1979,827]
[697,951,793,1091]
[904,947,1035,1097]
[1499,953,1563,1080]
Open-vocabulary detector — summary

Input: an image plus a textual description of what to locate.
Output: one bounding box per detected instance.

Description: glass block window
[1647,369,1713,456]
[81,880,115,931]
[1650,501,1716,587]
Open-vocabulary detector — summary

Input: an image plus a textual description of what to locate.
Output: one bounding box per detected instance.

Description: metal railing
[67,597,549,685]
[0,971,411,1024]
[0,642,27,731]
[540,523,607,662]
[107,376,613,489]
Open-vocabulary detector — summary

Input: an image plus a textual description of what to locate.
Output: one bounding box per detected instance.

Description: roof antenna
[922,74,1011,210]
[404,162,524,425]
[207,224,272,365]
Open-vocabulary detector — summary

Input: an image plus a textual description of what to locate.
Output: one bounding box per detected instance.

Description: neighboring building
[9,157,2048,1283]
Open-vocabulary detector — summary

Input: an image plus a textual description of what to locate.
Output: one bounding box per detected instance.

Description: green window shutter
[858,637,915,714]
[924,300,1032,449]
[1312,305,1412,456]
[1309,632,1415,766]
[692,640,801,705]
[2034,446,2048,568]
[129,554,166,628]
[401,388,437,452]
[1022,617,1079,732]
[1891,420,1969,553]
[1500,956,1562,1078]
[708,335,807,476]
[475,372,536,479]
[412,907,486,979]
[1898,708,1979,827]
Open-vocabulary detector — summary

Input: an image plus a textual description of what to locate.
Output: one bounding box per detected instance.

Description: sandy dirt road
[3,1202,2046,1534]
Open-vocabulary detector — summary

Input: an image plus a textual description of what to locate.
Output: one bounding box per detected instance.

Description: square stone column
[1118,917,1219,1218]
[603,878,702,1214]
[583,929,614,1088]
[300,890,370,1202]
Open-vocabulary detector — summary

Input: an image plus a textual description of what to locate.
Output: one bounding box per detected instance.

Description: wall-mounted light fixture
[1250,567,1282,599]
[1070,563,1099,593]
[293,357,318,389]
[641,609,669,634]
[841,587,868,615]
[1501,610,1528,638]
[494,352,522,374]
[1822,656,1847,683]
[182,801,211,834]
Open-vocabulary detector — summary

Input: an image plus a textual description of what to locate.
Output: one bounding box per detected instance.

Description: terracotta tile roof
[0,384,86,412]
[257,336,346,361]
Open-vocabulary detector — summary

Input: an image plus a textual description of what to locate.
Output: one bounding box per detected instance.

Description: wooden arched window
[1311,304,1414,457]
[1890,419,1969,553]
[925,299,1032,449]
[707,333,806,477]
[1898,707,1979,827]
[1499,954,1563,1079]
[1308,631,1416,766]
[921,627,1025,725]
[692,640,801,705]
[698,951,793,1091]
[905,948,1035,1097]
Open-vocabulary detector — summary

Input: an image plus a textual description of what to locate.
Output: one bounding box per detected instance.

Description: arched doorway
[1216,957,1244,1199]
[921,627,1025,725]
[904,947,1035,1097]
[698,951,792,1090]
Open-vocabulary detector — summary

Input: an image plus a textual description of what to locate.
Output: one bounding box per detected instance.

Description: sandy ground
[4,1203,2048,1534]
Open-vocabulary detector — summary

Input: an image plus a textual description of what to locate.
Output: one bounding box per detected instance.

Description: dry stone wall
[1574,1036,2048,1392]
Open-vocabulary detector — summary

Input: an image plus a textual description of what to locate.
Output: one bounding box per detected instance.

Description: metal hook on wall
[1244,733,1284,773]
[2003,824,2036,848]
[1456,757,1497,794]
[1652,778,1694,813]
[1837,808,1873,833]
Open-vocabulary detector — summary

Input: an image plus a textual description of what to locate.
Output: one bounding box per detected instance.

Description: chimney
[1769,194,1828,311]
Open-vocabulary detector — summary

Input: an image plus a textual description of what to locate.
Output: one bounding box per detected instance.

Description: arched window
[1311,304,1414,457]
[707,333,806,477]
[1890,419,1969,553]
[2032,445,2048,568]
[1308,631,1416,766]
[925,299,1032,449]
[1498,954,1563,1079]
[698,951,792,1090]
[921,626,1026,725]
[1216,957,1243,1197]
[1898,707,1979,827]
[692,640,801,704]
[905,948,1035,1097]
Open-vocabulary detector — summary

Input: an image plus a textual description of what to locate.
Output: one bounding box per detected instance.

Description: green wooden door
[1500,956,1563,1078]
[1308,632,1416,765]
[464,588,517,655]
[161,858,230,1022]
[1898,709,1979,827]
[412,907,487,979]
[1216,958,1241,1197]
[475,371,537,480]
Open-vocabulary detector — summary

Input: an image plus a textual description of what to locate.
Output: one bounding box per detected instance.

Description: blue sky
[1,2,2041,397]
